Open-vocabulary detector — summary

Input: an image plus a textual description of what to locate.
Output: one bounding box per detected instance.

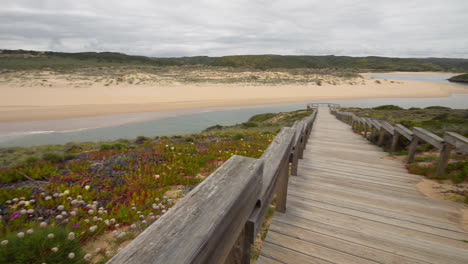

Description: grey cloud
[1,0,467,58]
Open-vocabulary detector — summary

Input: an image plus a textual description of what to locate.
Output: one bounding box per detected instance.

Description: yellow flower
[85,185,91,191]
[24,201,31,207]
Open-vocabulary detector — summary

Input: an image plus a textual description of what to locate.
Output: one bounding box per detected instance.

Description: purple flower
[11,212,20,219]
[73,224,79,229]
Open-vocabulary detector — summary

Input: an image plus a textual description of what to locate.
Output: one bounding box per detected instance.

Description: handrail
[108,108,318,264]
[331,107,468,176]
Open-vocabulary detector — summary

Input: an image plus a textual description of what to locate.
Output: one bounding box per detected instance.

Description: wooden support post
[290,148,298,176]
[275,159,290,213]
[298,134,305,159]
[436,143,454,176]
[407,136,420,163]
[377,128,386,146]
[390,131,400,153]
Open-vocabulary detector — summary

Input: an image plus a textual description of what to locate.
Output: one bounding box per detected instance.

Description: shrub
[425,106,451,110]
[372,105,403,110]
[42,153,64,163]
[248,113,277,123]
[0,227,85,264]
[25,156,39,164]
[242,122,258,128]
[135,136,149,144]
[232,133,245,140]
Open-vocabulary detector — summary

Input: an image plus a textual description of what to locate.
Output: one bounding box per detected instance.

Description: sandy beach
[1,71,467,122]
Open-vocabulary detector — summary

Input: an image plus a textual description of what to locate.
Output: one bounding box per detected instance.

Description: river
[1,74,467,147]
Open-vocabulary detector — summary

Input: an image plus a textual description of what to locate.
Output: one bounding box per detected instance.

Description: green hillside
[1,49,468,72]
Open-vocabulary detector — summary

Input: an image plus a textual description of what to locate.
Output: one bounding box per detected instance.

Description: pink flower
[11,212,20,219]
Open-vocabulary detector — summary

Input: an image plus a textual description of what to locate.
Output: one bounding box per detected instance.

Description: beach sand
[1,71,466,122]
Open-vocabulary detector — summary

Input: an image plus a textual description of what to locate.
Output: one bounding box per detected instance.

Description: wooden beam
[107,156,263,264]
[395,124,413,141]
[390,131,400,153]
[407,136,420,163]
[413,127,444,150]
[444,132,468,154]
[436,143,454,176]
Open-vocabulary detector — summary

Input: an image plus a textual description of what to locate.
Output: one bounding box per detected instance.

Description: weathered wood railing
[330,107,468,176]
[107,107,318,264]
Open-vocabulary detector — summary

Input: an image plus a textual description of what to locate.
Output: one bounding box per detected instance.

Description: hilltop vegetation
[448,73,468,83]
[2,49,468,72]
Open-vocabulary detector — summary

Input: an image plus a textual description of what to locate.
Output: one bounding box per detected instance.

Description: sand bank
[1,74,467,122]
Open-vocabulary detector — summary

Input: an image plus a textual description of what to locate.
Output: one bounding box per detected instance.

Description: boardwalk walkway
[258,107,468,264]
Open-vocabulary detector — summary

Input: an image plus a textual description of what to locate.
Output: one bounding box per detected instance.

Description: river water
[1,74,467,147]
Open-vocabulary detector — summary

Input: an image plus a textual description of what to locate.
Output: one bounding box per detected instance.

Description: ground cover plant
[0,110,310,263]
[343,106,468,202]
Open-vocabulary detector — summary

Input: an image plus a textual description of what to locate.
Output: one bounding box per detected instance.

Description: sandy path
[1,74,467,122]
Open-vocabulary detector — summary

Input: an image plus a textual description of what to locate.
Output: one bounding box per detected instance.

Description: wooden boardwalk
[258,107,468,264]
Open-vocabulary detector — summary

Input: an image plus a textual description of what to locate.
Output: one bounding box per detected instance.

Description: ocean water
[1,74,467,147]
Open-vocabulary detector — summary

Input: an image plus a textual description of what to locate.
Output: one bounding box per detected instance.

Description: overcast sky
[1,0,468,58]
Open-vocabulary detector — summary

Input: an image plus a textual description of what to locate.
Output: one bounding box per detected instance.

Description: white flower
[84,253,92,261]
[150,216,156,221]
[68,252,75,259]
[88,210,94,215]
[56,215,63,220]
[5,200,11,204]
[68,232,75,240]
[70,211,77,216]
[139,215,144,220]
[141,220,147,225]
[89,226,97,232]
[26,229,34,235]
[71,199,78,205]
[130,224,137,229]
[57,205,65,211]
[84,219,90,223]
[27,209,34,214]
[51,247,58,253]
[61,211,67,216]
[110,218,116,224]
[64,190,70,195]
[77,195,83,200]
[116,232,126,239]
[20,209,27,215]
[66,197,73,201]
[45,196,52,201]
[115,224,120,228]
[12,198,19,203]
[95,248,102,253]
[40,222,47,228]
[131,207,136,210]
[48,234,54,239]
[104,220,110,226]
[17,232,25,238]
[93,216,99,221]
[1,240,8,246]
[162,210,167,214]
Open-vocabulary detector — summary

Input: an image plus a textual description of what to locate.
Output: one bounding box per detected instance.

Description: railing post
[407,136,419,163]
[275,157,290,213]
[390,131,400,153]
[436,143,454,176]
[377,128,386,146]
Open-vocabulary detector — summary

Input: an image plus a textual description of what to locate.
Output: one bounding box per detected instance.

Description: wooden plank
[256,255,282,264]
[444,132,468,154]
[287,195,468,240]
[380,121,395,135]
[269,220,428,264]
[395,124,413,140]
[108,156,263,264]
[285,204,468,257]
[413,127,444,149]
[265,231,378,264]
[273,213,467,264]
[260,242,333,264]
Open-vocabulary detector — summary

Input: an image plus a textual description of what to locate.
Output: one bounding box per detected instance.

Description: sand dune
[0,72,466,122]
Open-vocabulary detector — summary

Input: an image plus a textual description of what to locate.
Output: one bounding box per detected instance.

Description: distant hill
[1,49,468,72]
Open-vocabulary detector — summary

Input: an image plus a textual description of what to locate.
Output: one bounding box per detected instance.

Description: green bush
[242,122,258,128]
[372,105,403,110]
[425,106,451,110]
[42,153,64,163]
[232,133,245,140]
[25,156,39,164]
[0,227,85,264]
[248,113,277,123]
[135,136,149,144]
